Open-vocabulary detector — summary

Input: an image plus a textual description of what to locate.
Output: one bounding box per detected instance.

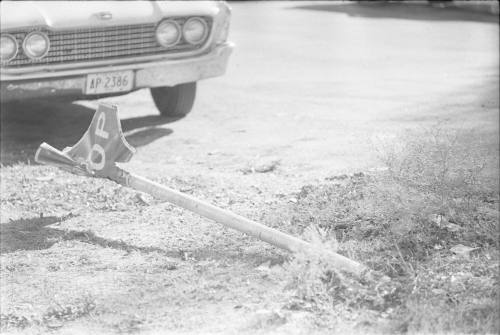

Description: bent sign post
[35,103,386,282]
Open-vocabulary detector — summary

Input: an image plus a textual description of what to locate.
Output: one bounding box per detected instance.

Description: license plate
[85,70,134,95]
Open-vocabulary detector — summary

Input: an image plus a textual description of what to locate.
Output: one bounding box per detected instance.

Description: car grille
[3,18,210,68]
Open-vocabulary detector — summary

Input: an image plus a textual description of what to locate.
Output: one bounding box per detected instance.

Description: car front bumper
[0,42,233,102]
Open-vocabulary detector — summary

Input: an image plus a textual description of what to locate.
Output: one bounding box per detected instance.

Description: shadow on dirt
[189,246,286,267]
[0,216,63,252]
[0,99,176,166]
[291,2,499,23]
[0,215,286,266]
[124,127,172,148]
[0,215,179,257]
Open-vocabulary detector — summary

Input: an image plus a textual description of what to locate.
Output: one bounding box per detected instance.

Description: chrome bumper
[0,43,233,102]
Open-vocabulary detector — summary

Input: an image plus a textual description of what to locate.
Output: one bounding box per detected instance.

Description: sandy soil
[1,2,498,334]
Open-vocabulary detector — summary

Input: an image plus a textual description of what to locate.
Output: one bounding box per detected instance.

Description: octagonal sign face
[65,103,135,177]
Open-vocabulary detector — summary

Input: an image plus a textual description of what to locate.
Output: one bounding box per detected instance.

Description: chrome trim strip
[1,44,213,75]
[1,43,233,102]
[1,42,233,81]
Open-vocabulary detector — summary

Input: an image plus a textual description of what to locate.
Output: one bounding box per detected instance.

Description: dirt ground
[1,2,498,334]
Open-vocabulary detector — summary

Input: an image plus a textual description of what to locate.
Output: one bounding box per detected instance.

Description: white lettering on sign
[87,112,109,171]
[95,112,109,139]
[88,144,105,170]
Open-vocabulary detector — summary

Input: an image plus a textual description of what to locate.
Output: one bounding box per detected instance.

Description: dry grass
[272,125,499,334]
[1,124,497,334]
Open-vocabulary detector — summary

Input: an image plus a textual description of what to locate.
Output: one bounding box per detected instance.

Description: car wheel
[150,82,197,117]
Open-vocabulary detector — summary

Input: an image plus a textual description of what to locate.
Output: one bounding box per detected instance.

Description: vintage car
[0,1,233,116]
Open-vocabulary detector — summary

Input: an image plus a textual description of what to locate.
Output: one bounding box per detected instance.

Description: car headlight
[23,31,50,59]
[183,18,208,45]
[156,20,181,47]
[0,34,18,62]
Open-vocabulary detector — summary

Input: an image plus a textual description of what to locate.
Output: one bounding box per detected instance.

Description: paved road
[2,1,498,185]
[129,1,498,183]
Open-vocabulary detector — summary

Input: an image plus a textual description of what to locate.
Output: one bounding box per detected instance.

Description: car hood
[0,1,219,31]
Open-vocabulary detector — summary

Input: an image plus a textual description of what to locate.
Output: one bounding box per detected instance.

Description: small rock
[46,320,63,329]
[164,263,177,271]
[256,260,272,271]
[430,214,446,226]
[432,288,446,295]
[450,244,479,258]
[242,159,281,174]
[444,222,462,232]
[35,176,54,182]
[253,160,280,173]
[134,193,151,205]
[252,309,287,328]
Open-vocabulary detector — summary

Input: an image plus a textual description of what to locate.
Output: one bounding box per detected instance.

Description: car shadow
[0,99,176,166]
[290,2,499,23]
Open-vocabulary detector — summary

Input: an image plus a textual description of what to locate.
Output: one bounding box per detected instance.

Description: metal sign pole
[35,103,387,282]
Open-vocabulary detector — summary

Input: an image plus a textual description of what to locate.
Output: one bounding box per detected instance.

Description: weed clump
[276,126,499,333]
[0,294,96,331]
[284,247,399,313]
[372,127,499,251]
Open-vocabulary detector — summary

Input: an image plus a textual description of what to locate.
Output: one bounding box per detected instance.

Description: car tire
[150,82,197,117]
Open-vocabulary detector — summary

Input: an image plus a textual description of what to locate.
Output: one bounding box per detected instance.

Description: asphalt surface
[1,2,498,182]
